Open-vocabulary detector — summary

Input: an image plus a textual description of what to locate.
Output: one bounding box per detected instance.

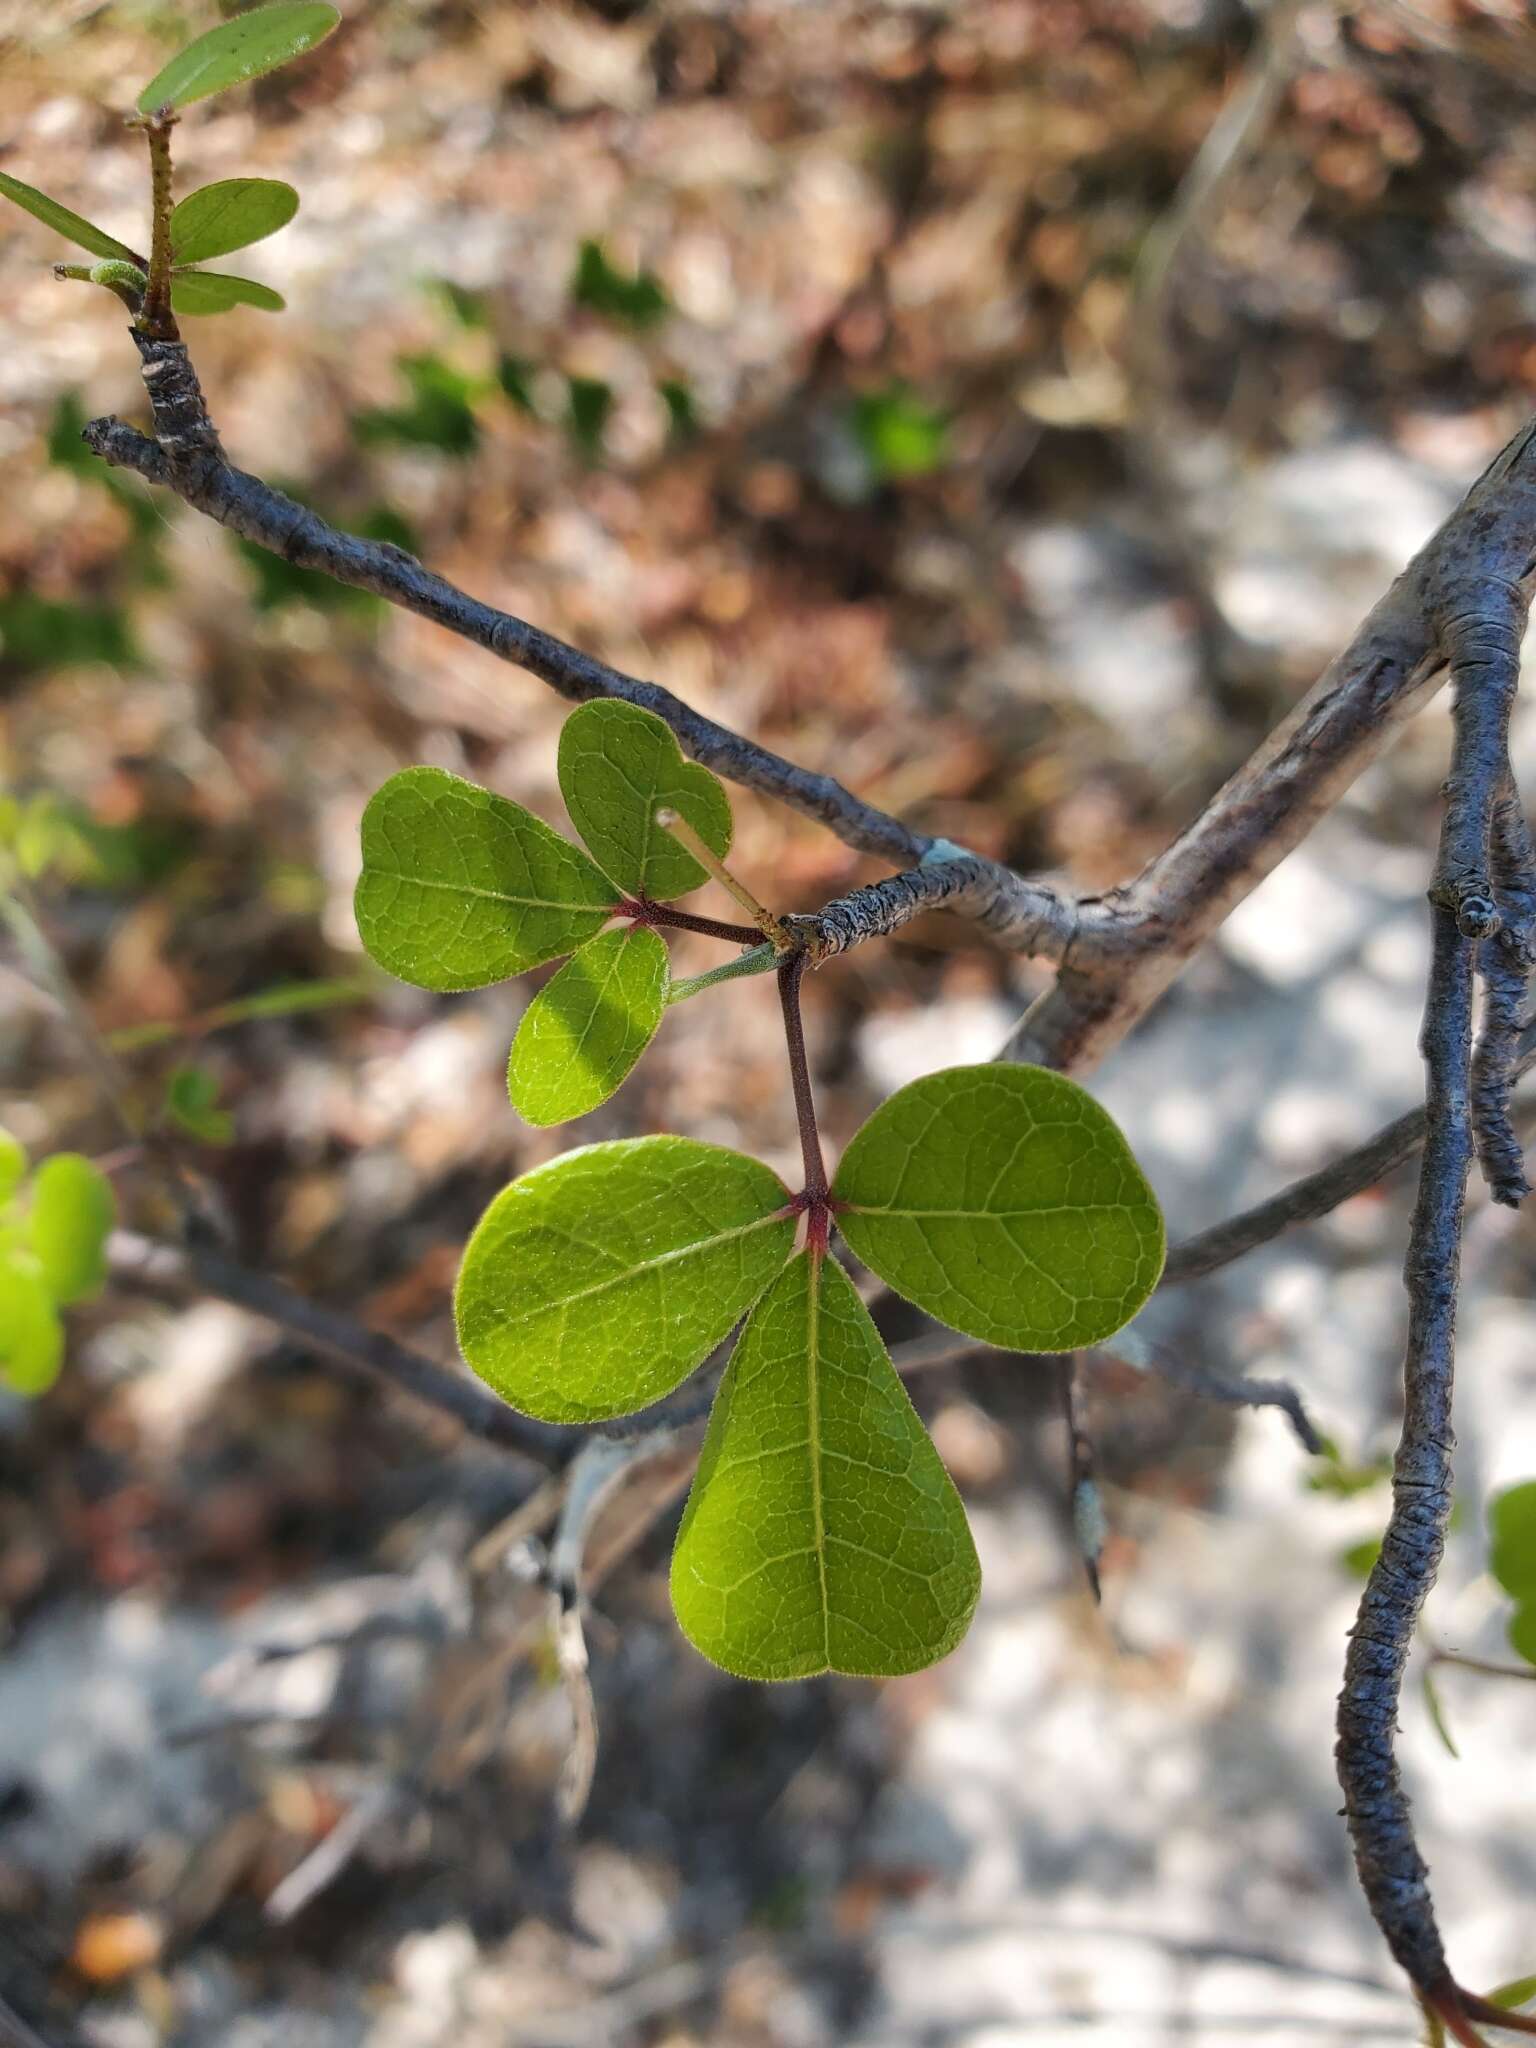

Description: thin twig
[108,1229,578,1468]
[1061,1358,1105,1603]
[81,369,1072,937]
[1163,1021,1536,1286]
[547,1430,677,1827]
[886,1323,1321,1452]
[1426,1644,1536,1686]
[0,1993,58,2048]
[263,1778,398,1926]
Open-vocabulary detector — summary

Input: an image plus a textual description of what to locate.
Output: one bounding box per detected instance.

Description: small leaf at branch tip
[136,3,341,114]
[832,1064,1164,1352]
[558,699,731,902]
[90,261,147,292]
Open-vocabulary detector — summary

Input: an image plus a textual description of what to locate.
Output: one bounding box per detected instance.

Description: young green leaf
[87,261,148,298]
[356,767,619,992]
[0,171,141,263]
[169,270,285,315]
[137,2,341,113]
[671,1250,981,1680]
[0,1131,26,1207]
[169,179,299,264]
[455,1137,795,1422]
[1486,1976,1536,2013]
[832,1064,1164,1351]
[165,1065,235,1146]
[1489,1480,1536,1604]
[27,1153,116,1307]
[852,386,950,483]
[508,925,668,1127]
[0,1259,64,1397]
[558,700,732,901]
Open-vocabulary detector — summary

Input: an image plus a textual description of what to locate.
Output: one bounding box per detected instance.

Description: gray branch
[81,340,1078,962]
[1008,417,1536,1073]
[1333,567,1536,2041]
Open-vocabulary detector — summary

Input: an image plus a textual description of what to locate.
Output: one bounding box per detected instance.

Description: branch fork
[75,287,1536,2023]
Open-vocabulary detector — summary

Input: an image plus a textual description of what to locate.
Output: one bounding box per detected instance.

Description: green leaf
[572,240,669,330]
[566,375,613,457]
[27,1153,116,1307]
[356,767,619,993]
[1420,1668,1459,1759]
[352,353,482,457]
[497,353,536,413]
[0,1131,26,1208]
[169,179,298,264]
[672,1250,981,1679]
[137,2,341,112]
[852,386,949,482]
[169,269,285,315]
[1508,1602,1536,1668]
[659,378,698,439]
[165,1064,235,1145]
[508,925,668,1127]
[454,1137,795,1422]
[0,1259,64,1397]
[1339,1536,1383,1578]
[0,171,141,263]
[558,700,732,902]
[1489,1481,1536,1603]
[832,1064,1164,1351]
[1486,1975,1536,2012]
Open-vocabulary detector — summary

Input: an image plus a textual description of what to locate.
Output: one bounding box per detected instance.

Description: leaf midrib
[806,1254,830,1668]
[478,1205,792,1335]
[366,868,615,914]
[842,1200,1130,1219]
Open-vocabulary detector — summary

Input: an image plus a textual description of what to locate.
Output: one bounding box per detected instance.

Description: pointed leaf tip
[137,2,341,114]
[832,1064,1164,1352]
[0,172,141,263]
[508,924,668,1126]
[455,1136,795,1422]
[558,699,732,901]
[672,1251,981,1679]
